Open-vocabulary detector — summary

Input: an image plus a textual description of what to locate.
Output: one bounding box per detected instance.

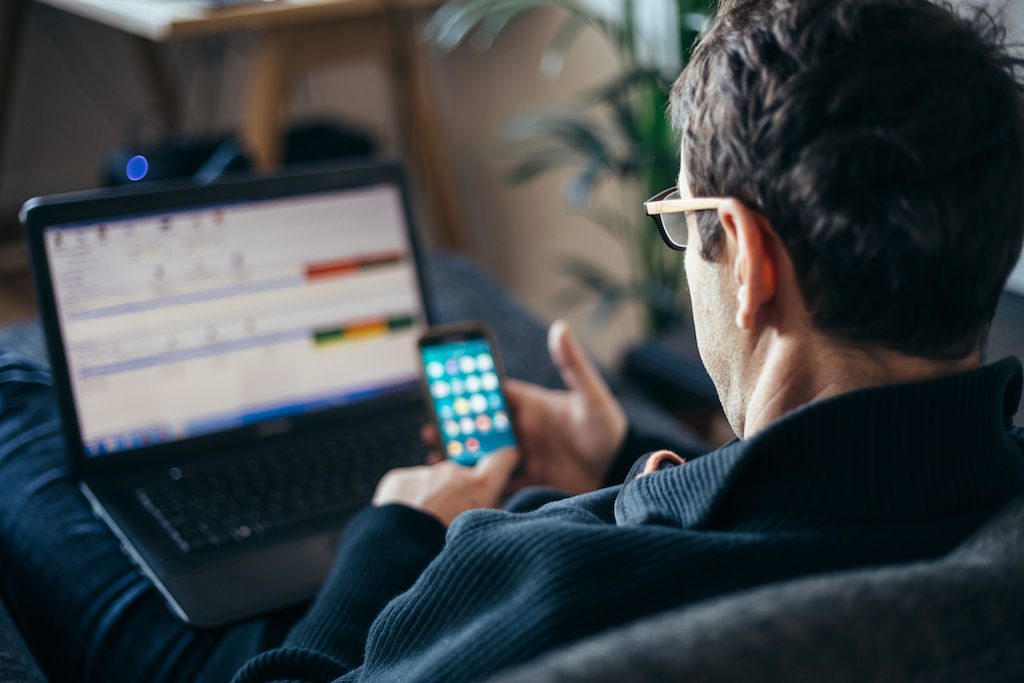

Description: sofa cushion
[0,596,46,683]
[492,492,1024,682]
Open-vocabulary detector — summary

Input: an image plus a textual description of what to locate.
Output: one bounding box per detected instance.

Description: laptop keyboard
[135,415,426,554]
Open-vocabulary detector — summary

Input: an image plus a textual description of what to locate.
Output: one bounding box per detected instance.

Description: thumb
[548,320,611,399]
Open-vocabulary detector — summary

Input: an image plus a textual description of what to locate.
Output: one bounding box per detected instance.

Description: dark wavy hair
[671,0,1024,359]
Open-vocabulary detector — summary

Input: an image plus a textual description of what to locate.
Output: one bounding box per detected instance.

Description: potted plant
[427,0,716,335]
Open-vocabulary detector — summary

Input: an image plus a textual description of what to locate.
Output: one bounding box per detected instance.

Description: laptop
[20,161,434,627]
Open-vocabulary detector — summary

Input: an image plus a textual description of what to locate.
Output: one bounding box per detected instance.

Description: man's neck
[737,337,980,438]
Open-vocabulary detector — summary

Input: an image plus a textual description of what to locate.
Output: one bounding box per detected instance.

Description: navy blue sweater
[234,358,1024,682]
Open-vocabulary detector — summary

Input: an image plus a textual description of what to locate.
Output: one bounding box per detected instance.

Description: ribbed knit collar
[615,357,1024,530]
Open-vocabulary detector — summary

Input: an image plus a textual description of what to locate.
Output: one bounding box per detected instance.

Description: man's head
[668,0,1024,433]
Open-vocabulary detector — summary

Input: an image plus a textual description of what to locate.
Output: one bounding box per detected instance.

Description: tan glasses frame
[643,188,725,251]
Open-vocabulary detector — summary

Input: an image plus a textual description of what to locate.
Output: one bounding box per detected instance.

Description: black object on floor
[102,121,377,187]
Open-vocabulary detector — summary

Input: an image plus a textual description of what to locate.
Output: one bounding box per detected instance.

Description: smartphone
[417,322,518,466]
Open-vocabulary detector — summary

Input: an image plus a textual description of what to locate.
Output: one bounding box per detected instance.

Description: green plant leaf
[425,1,500,52]
[559,255,689,332]
[503,112,616,170]
[427,0,585,52]
[505,154,575,185]
[471,5,535,50]
[428,0,641,65]
[550,284,595,313]
[428,0,715,336]
[561,256,618,292]
[583,67,671,105]
[583,203,630,242]
[540,14,588,78]
[564,163,602,209]
[591,283,630,324]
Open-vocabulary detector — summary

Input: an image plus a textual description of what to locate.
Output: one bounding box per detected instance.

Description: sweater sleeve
[233,504,445,683]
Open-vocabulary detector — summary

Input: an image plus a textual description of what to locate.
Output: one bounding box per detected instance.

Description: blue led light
[126,155,149,181]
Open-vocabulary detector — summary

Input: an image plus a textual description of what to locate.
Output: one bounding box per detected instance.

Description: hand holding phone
[418,322,518,466]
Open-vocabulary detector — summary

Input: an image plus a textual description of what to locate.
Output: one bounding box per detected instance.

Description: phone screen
[420,335,516,465]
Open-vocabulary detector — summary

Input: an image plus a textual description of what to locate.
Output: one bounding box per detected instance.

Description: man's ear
[717,199,778,330]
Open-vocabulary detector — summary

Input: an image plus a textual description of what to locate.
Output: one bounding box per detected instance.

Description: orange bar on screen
[346,319,389,338]
[305,257,359,280]
[305,250,406,281]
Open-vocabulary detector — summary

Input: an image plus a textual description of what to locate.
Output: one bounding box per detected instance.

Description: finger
[547,320,611,399]
[476,447,520,489]
[420,423,439,446]
[504,377,530,397]
[504,377,547,410]
[425,451,444,465]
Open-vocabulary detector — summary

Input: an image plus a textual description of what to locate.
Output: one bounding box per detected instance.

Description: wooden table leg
[242,28,295,170]
[236,8,469,252]
[384,6,469,252]
[0,0,28,197]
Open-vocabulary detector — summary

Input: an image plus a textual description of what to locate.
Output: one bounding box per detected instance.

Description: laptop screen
[43,182,427,457]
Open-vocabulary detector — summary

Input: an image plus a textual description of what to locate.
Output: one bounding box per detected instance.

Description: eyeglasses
[643,188,724,250]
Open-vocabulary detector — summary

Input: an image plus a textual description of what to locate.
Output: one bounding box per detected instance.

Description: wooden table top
[34,0,441,40]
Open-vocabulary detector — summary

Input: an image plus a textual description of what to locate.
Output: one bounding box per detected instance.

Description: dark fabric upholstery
[491,491,1024,682]
[0,597,46,683]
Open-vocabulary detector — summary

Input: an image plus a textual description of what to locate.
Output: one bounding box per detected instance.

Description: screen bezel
[417,321,519,464]
[22,160,434,478]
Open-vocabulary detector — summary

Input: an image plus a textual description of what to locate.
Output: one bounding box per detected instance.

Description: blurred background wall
[2,0,1022,365]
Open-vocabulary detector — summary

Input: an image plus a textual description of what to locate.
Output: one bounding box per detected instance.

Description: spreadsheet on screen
[45,184,426,456]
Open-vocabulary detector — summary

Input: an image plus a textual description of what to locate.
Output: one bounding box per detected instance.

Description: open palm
[503,321,627,495]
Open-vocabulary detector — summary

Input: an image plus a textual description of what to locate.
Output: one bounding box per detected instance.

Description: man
[2,0,1023,680]
[230,0,1024,679]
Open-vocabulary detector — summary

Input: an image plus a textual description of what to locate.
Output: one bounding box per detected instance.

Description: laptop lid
[22,161,433,478]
